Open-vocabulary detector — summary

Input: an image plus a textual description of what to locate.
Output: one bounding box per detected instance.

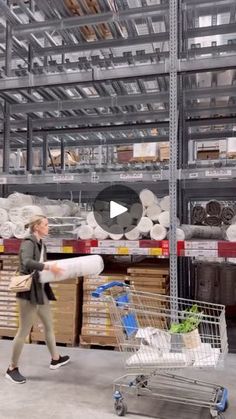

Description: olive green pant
[11,298,57,367]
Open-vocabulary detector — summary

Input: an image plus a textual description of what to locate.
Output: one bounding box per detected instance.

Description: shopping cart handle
[92,281,125,298]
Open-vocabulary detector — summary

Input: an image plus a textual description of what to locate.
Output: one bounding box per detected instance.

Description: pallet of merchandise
[80,274,125,348]
[31,278,82,347]
[0,255,20,338]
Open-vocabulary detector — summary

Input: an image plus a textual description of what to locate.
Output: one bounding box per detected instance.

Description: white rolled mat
[0,198,10,210]
[150,224,167,240]
[86,211,102,228]
[139,189,156,207]
[160,196,170,211]
[137,217,153,234]
[13,222,28,239]
[117,212,132,228]
[166,228,185,241]
[78,225,94,240]
[226,225,236,242]
[125,227,140,240]
[0,208,8,225]
[42,205,64,217]
[7,192,33,207]
[94,226,109,240]
[158,211,170,228]
[109,225,123,240]
[146,204,162,221]
[21,205,43,223]
[130,203,143,219]
[9,208,22,224]
[40,255,104,284]
[0,221,15,239]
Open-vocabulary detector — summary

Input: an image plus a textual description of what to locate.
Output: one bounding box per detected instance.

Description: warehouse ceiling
[0,0,235,147]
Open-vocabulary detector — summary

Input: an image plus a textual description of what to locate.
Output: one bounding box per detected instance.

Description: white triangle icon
[110,201,128,219]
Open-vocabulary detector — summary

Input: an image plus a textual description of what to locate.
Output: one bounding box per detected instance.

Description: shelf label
[62,246,73,253]
[90,247,116,254]
[120,173,143,180]
[189,172,198,178]
[205,169,232,178]
[47,246,62,253]
[152,173,161,180]
[184,249,218,257]
[0,177,7,184]
[149,248,163,256]
[52,175,75,183]
[0,245,4,253]
[117,247,129,255]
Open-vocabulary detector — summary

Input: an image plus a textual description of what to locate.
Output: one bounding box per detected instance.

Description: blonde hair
[28,215,47,233]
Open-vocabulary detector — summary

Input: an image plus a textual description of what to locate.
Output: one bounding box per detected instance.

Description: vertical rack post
[169,0,179,305]
[3,101,10,174]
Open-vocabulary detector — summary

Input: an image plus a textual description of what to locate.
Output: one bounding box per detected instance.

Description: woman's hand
[44,263,64,275]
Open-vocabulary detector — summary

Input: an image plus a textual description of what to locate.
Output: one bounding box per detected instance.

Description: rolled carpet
[9,208,22,224]
[226,225,236,242]
[7,192,33,207]
[146,204,162,221]
[0,198,10,210]
[139,189,157,207]
[160,196,170,211]
[137,217,153,234]
[21,205,44,224]
[94,226,109,240]
[0,208,8,225]
[157,211,170,228]
[205,216,221,227]
[150,224,167,240]
[221,206,235,225]
[0,221,15,239]
[124,227,140,240]
[191,205,207,224]
[78,225,94,240]
[39,255,104,283]
[13,222,29,239]
[180,224,223,240]
[206,200,222,217]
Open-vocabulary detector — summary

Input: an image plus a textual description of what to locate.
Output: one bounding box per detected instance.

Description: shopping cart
[92,281,229,418]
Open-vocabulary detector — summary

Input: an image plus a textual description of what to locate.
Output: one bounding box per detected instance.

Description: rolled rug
[160,195,170,211]
[78,225,94,240]
[7,192,33,207]
[94,226,109,240]
[13,222,29,239]
[191,205,207,224]
[0,208,8,225]
[226,225,236,242]
[117,212,133,228]
[181,224,223,240]
[221,206,235,225]
[139,189,157,207]
[108,225,123,240]
[130,203,144,220]
[166,228,185,241]
[39,255,104,284]
[0,198,10,210]
[124,227,140,240]
[137,217,153,235]
[0,221,15,239]
[42,205,64,217]
[206,200,222,217]
[205,216,221,227]
[9,207,22,224]
[86,211,102,228]
[21,205,44,224]
[150,224,167,240]
[157,211,170,228]
[146,204,162,222]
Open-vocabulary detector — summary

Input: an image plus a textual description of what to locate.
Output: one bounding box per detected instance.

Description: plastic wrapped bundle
[13,222,28,239]
[0,221,15,238]
[192,205,207,224]
[221,206,235,225]
[205,216,221,227]
[39,255,104,284]
[150,224,167,240]
[0,198,10,210]
[108,225,123,240]
[7,192,33,207]
[9,208,22,224]
[206,200,222,217]
[0,208,8,225]
[21,205,44,224]
[139,189,156,207]
[42,205,64,217]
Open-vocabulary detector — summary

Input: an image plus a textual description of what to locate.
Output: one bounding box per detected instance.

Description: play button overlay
[93,185,143,235]
[110,201,128,219]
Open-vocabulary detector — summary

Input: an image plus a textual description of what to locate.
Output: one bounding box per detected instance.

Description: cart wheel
[114,400,127,417]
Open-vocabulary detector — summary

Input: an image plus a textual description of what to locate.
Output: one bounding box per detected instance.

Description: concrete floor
[0,340,235,419]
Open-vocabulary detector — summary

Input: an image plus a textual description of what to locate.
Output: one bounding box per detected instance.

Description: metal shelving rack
[0,0,236,299]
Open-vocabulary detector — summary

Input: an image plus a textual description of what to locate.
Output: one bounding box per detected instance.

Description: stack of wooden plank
[80,274,126,347]
[0,255,19,338]
[31,278,82,346]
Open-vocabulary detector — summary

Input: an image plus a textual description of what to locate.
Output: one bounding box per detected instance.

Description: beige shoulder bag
[9,244,44,293]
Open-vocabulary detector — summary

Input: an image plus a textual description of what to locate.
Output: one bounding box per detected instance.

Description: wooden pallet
[79,335,118,350]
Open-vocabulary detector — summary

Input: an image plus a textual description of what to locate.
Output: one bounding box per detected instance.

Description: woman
[6,215,70,384]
